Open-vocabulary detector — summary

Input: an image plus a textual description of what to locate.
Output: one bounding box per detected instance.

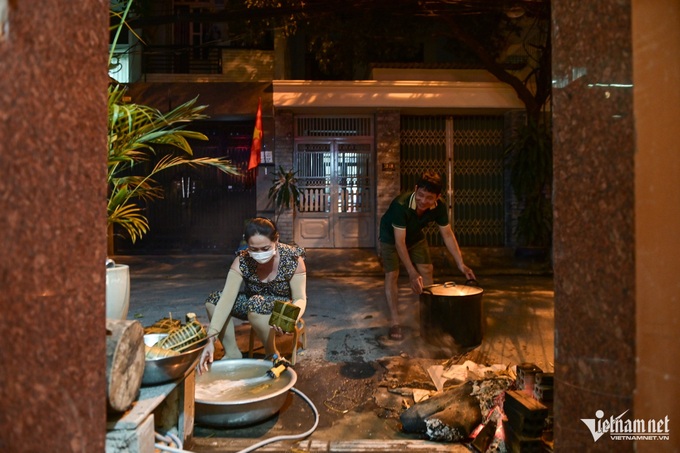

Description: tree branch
[438,14,540,115]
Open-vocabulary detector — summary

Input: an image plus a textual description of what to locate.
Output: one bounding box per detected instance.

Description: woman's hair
[244,217,280,242]
[416,171,443,195]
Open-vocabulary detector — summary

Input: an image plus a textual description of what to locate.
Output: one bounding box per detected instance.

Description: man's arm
[439,225,476,281]
[393,227,424,294]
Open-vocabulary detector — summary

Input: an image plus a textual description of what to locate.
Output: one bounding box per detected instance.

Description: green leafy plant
[108,1,238,242]
[267,166,301,224]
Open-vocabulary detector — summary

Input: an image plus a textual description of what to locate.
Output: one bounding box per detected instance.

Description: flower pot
[106,264,130,320]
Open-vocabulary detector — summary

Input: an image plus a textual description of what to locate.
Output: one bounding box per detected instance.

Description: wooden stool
[248,318,307,365]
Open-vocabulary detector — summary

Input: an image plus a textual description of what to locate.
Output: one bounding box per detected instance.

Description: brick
[503,390,549,438]
[533,384,553,402]
[535,372,553,386]
[505,390,549,416]
[503,422,545,453]
[516,363,543,392]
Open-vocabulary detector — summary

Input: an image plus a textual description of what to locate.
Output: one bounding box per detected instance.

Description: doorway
[294,140,374,247]
[293,116,375,248]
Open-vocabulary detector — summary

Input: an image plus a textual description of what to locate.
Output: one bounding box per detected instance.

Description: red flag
[248,98,262,171]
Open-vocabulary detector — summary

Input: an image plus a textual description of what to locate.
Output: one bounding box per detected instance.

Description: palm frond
[107,203,150,244]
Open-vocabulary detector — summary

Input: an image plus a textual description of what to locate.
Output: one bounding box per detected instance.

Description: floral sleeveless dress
[206,243,305,320]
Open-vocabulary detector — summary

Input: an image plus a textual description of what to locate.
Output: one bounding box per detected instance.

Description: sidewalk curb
[191,438,469,452]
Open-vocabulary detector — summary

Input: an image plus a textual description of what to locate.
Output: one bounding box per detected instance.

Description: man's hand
[460,264,476,282]
[409,273,424,294]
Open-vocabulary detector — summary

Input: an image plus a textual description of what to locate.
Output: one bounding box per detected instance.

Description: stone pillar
[552,1,636,451]
[375,110,401,248]
[0,1,109,452]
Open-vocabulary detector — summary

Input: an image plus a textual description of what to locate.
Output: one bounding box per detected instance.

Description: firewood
[400,381,474,433]
[424,390,482,442]
[106,319,145,413]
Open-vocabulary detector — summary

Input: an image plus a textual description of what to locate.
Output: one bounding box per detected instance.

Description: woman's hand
[196,339,215,375]
[271,325,287,336]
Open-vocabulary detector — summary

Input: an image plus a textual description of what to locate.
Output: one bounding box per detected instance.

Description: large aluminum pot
[420,280,484,348]
[195,359,297,427]
[142,334,207,386]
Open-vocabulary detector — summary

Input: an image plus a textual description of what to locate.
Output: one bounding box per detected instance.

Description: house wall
[221,49,274,81]
[271,108,403,248]
[0,1,109,451]
[271,78,525,248]
[270,110,295,241]
[124,82,271,118]
[374,110,402,247]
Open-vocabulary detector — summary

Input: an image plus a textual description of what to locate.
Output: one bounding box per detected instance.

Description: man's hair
[416,171,443,195]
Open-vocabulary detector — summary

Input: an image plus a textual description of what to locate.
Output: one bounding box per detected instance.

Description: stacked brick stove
[503,363,554,452]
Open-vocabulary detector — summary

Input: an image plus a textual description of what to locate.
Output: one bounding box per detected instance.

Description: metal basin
[142,333,207,386]
[195,358,297,427]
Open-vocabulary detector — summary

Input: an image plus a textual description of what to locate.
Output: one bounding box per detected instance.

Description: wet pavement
[117,249,554,452]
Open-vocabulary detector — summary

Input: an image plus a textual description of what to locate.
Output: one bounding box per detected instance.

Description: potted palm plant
[268,166,301,240]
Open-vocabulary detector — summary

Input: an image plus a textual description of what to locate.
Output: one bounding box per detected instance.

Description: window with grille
[296,116,373,137]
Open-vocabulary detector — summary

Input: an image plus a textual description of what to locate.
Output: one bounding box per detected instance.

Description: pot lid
[423,282,483,296]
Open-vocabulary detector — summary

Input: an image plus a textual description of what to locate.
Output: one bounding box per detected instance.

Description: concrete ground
[117,248,554,452]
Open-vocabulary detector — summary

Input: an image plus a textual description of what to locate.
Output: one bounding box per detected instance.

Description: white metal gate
[293,116,374,248]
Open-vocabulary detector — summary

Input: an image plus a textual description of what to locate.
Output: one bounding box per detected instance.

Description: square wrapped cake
[268,300,301,333]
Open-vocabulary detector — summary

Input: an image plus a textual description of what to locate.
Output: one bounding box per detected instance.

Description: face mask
[249,248,275,264]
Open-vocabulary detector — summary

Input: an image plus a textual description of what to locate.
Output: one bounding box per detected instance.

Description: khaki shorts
[379,239,432,273]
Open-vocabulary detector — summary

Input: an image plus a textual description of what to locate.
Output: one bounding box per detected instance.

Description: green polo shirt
[379,191,449,247]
